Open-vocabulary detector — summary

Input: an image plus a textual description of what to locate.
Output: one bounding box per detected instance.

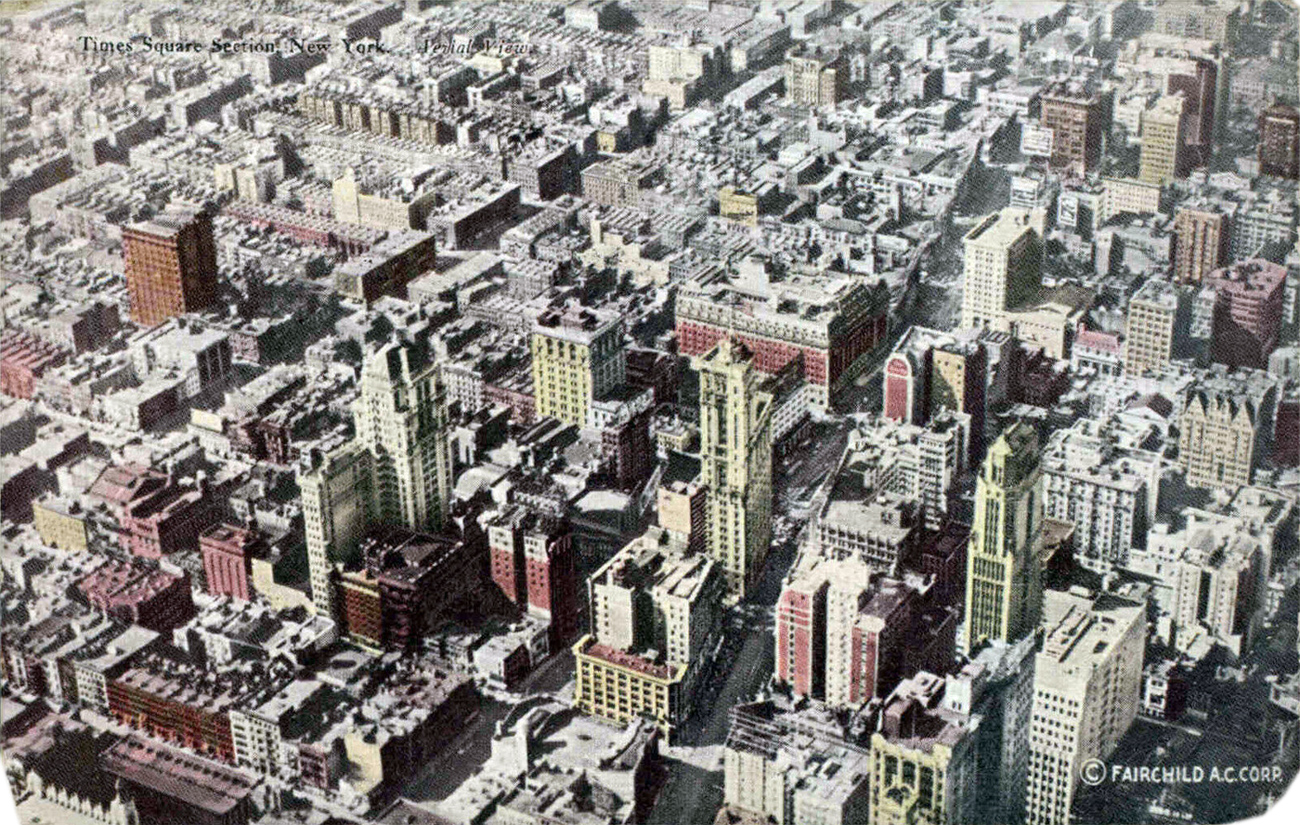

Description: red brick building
[0,329,68,399]
[676,280,888,411]
[78,558,195,633]
[485,505,579,648]
[122,208,219,328]
[775,575,827,698]
[338,527,487,649]
[88,463,219,558]
[601,406,654,491]
[199,524,267,601]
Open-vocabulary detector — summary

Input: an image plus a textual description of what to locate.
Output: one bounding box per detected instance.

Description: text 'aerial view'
[1,1,1299,824]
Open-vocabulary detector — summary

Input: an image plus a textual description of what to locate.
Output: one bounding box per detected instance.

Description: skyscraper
[695,339,773,598]
[960,208,1043,331]
[1025,591,1145,825]
[1165,57,1217,168]
[962,421,1044,652]
[1258,103,1300,180]
[298,342,453,617]
[1178,390,1260,490]
[1139,94,1188,185]
[530,305,625,427]
[122,208,219,327]
[1172,206,1230,284]
[785,45,845,107]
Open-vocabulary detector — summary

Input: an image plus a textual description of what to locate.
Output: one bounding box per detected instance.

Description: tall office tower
[298,342,452,617]
[695,339,774,598]
[1205,259,1288,369]
[1258,103,1300,179]
[1025,590,1145,825]
[775,566,829,698]
[1138,94,1188,184]
[784,45,845,107]
[530,305,625,427]
[1040,85,1108,175]
[962,421,1044,653]
[869,672,980,825]
[960,208,1043,331]
[353,343,453,532]
[1124,278,1183,376]
[1166,58,1217,167]
[1178,390,1260,489]
[942,635,1037,825]
[1172,206,1229,284]
[122,208,219,327]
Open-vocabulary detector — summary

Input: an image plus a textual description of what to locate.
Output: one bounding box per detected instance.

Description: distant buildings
[121,208,219,328]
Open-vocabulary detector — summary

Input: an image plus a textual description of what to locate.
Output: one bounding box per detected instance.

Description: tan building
[719,187,759,227]
[32,496,89,552]
[530,305,625,427]
[1125,278,1181,376]
[1139,95,1188,185]
[333,167,437,230]
[960,208,1043,331]
[695,340,773,598]
[1025,590,1144,825]
[1100,177,1163,222]
[1178,391,1258,489]
[785,46,845,108]
[657,478,706,554]
[1172,206,1229,284]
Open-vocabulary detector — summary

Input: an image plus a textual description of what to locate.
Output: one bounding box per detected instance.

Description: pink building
[78,558,194,632]
[199,524,266,601]
[1205,259,1286,369]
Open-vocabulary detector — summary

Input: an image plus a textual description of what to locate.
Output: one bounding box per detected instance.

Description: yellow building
[32,496,89,552]
[1124,278,1180,376]
[573,634,686,737]
[719,187,759,227]
[695,340,773,598]
[530,305,625,427]
[962,421,1044,652]
[1138,94,1187,185]
[869,673,979,825]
